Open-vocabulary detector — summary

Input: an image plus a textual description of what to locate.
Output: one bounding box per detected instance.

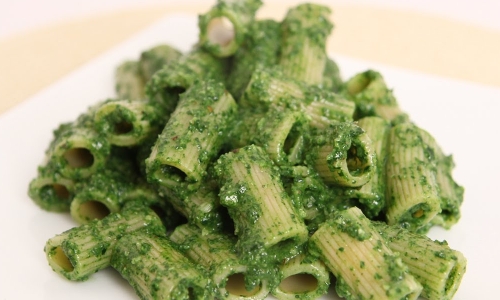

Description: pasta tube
[309,207,423,300]
[48,110,111,180]
[285,166,336,230]
[158,181,225,232]
[146,47,226,115]
[170,224,271,300]
[272,253,330,300]
[28,162,75,212]
[344,116,390,218]
[115,60,146,100]
[226,19,281,100]
[322,58,343,92]
[146,79,237,197]
[419,128,464,229]
[376,223,467,300]
[198,0,263,57]
[344,69,408,122]
[139,44,182,81]
[279,3,333,85]
[94,98,167,147]
[111,231,209,300]
[242,67,355,126]
[44,202,165,281]
[306,122,375,187]
[214,145,308,261]
[385,123,441,231]
[252,109,309,166]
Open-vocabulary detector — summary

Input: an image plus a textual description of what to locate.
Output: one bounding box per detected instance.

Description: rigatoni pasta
[28,0,467,299]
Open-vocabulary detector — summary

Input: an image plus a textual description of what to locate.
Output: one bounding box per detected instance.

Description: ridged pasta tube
[69,147,139,223]
[94,98,167,146]
[28,162,75,212]
[226,19,280,100]
[44,202,165,281]
[419,129,464,229]
[306,122,375,187]
[344,69,408,122]
[158,182,224,232]
[252,109,309,166]
[139,44,182,81]
[376,223,467,300]
[272,253,330,300]
[48,111,111,180]
[115,60,146,100]
[385,123,441,231]
[214,145,308,261]
[322,58,343,92]
[146,47,226,115]
[279,3,333,85]
[242,67,355,126]
[198,0,263,57]
[111,231,209,300]
[146,79,237,197]
[309,207,423,300]
[170,224,271,300]
[344,116,390,218]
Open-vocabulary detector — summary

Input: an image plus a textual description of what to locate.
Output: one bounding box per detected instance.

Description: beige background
[1,2,499,114]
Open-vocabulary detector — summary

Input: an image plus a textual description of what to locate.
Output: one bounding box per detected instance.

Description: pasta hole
[52,184,70,200]
[279,273,318,294]
[113,120,133,135]
[283,122,303,164]
[79,201,111,221]
[64,148,94,168]
[346,145,366,176]
[207,17,235,47]
[225,273,260,297]
[161,165,188,183]
[165,86,186,106]
[274,238,296,252]
[51,246,74,272]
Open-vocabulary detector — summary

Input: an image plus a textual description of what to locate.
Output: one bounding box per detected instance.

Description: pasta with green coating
[419,128,464,229]
[115,60,146,100]
[344,69,408,122]
[146,47,226,115]
[28,161,75,212]
[226,19,281,100]
[305,122,375,187]
[44,202,165,281]
[111,231,209,300]
[170,224,272,300]
[214,145,309,262]
[146,79,237,197]
[343,116,390,218]
[375,222,467,300]
[279,3,333,85]
[385,122,442,232]
[46,107,111,180]
[94,98,167,147]
[242,67,355,127]
[198,0,263,57]
[69,147,139,223]
[272,253,330,300]
[139,44,182,81]
[309,207,423,300]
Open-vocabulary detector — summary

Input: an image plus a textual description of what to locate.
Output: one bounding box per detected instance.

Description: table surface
[1,0,500,115]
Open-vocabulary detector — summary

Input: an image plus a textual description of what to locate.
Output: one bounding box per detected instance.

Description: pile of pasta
[29,0,467,299]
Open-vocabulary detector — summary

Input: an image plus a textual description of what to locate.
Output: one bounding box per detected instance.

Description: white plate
[0,13,498,300]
